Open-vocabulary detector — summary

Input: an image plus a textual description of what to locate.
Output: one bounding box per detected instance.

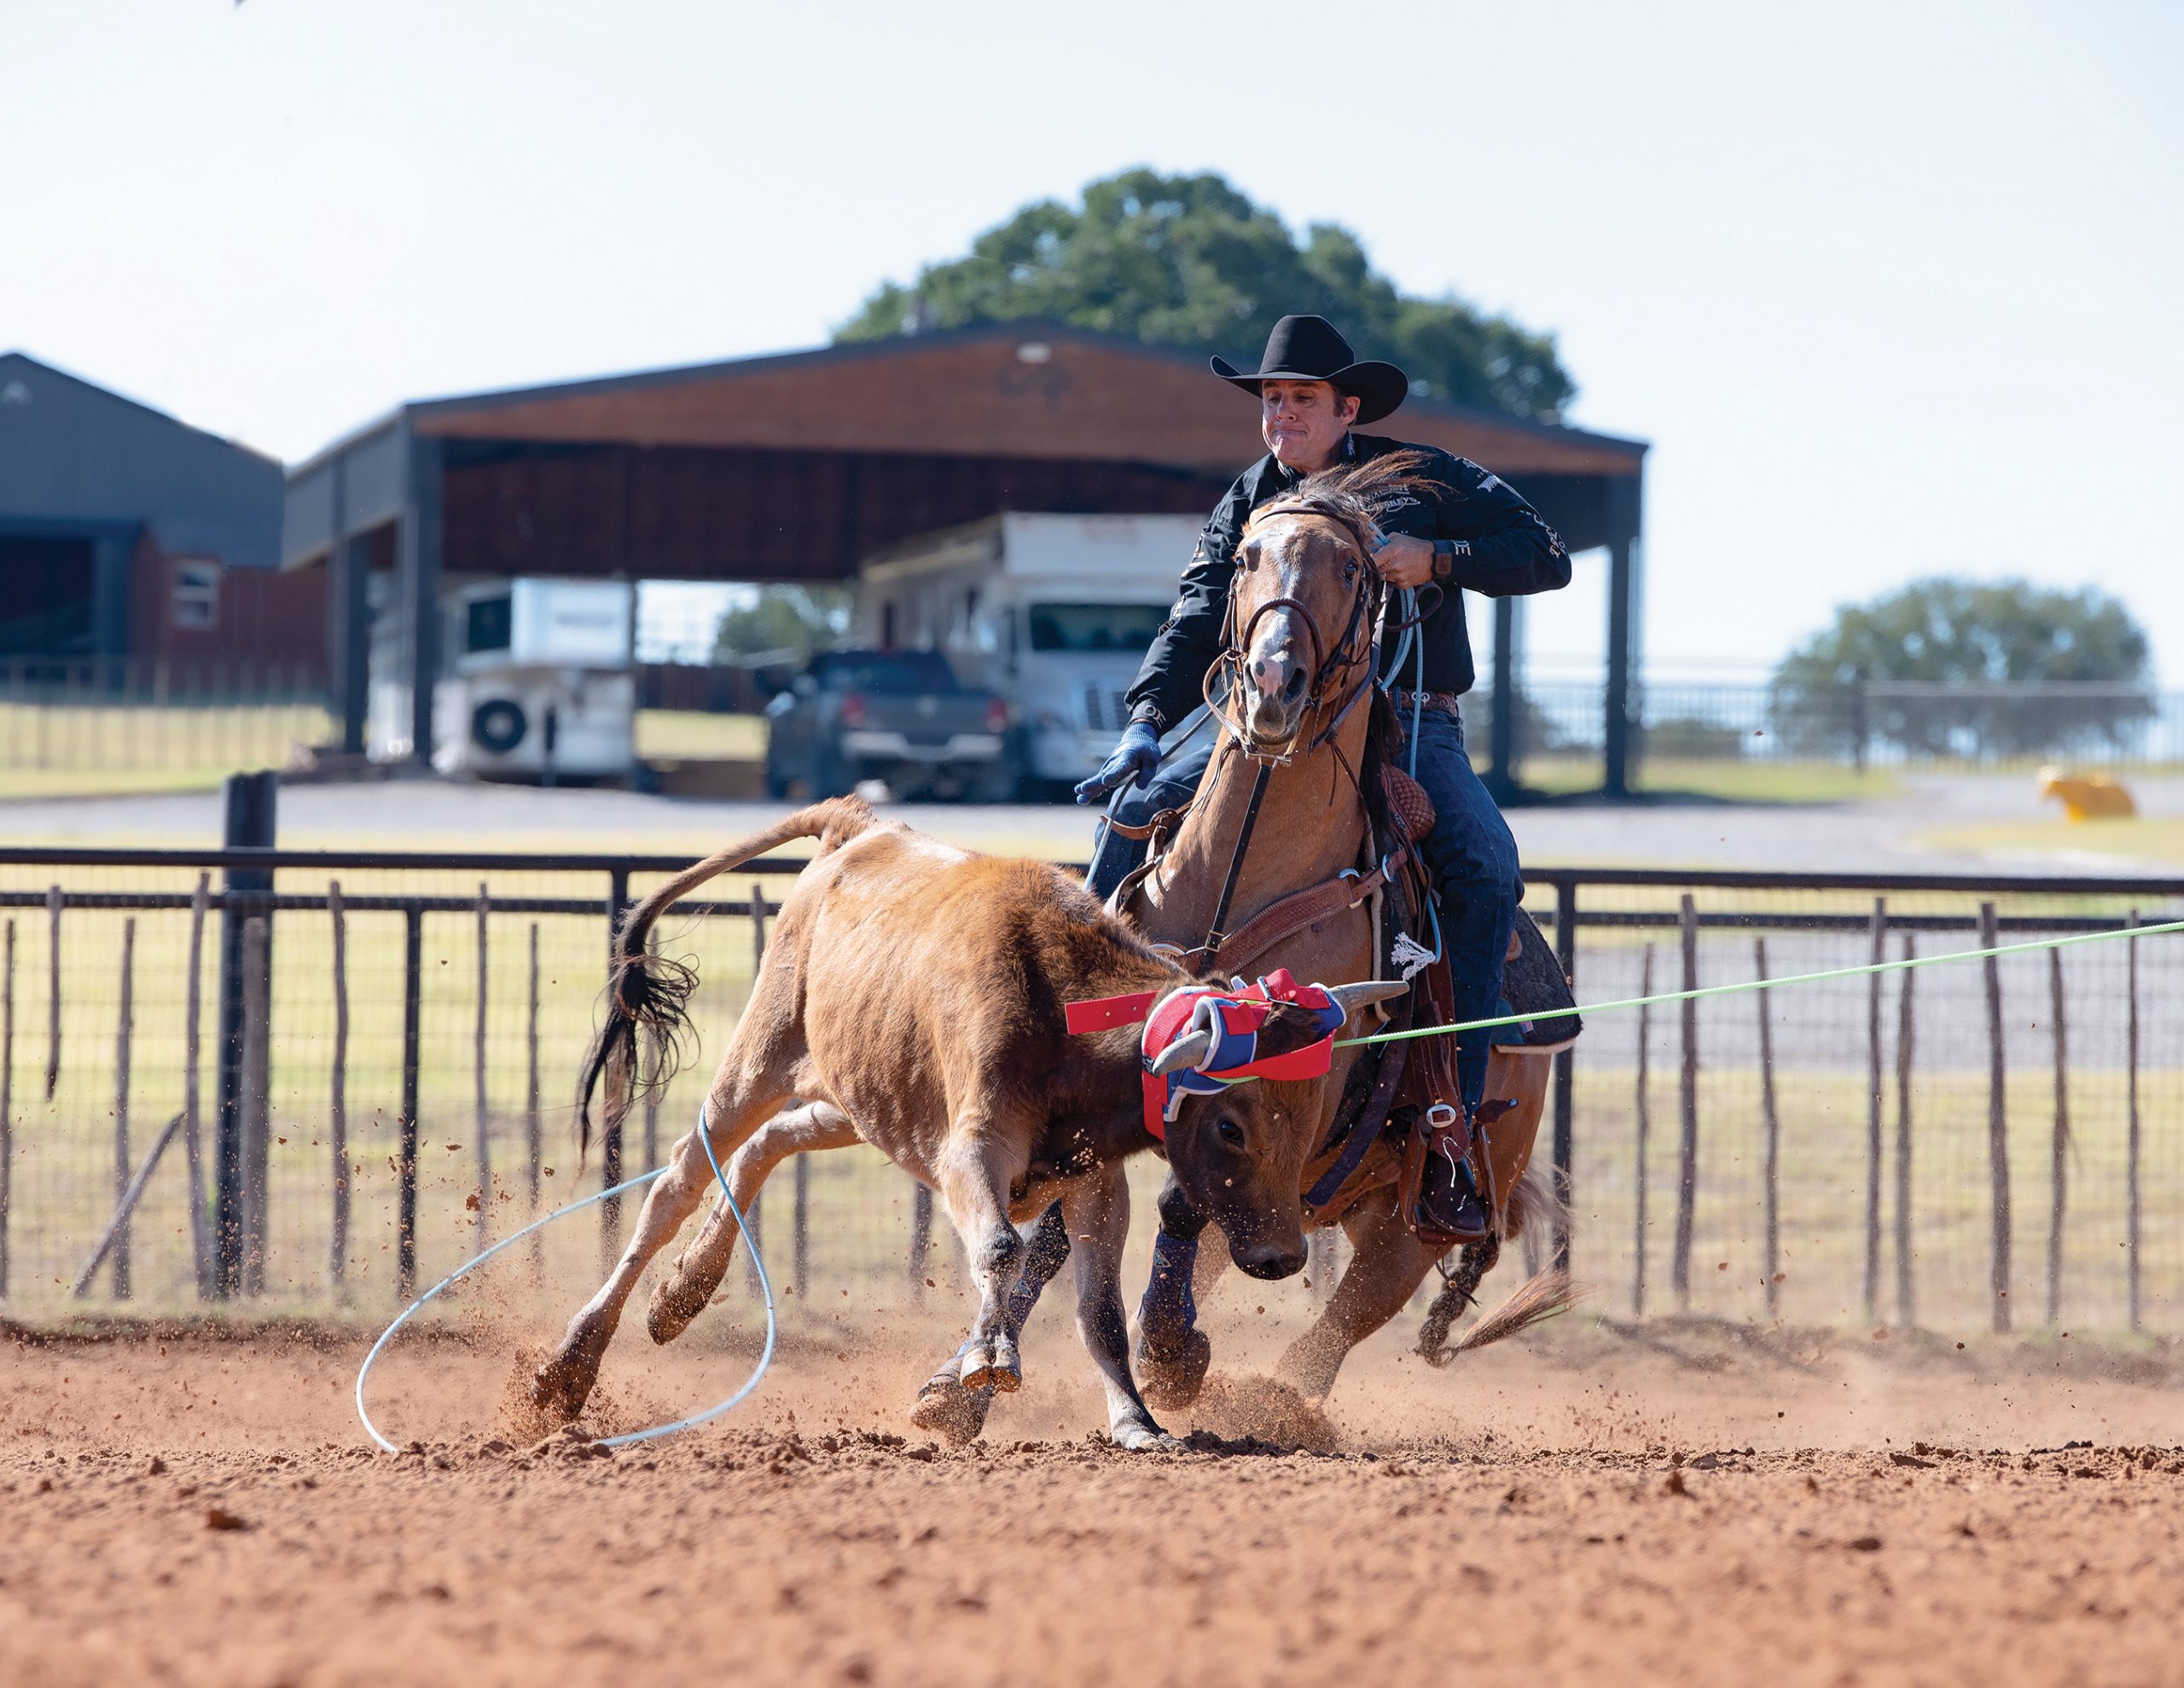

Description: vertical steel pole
[1632,944,1653,1318]
[1892,932,1916,1330]
[1756,937,1780,1320]
[1863,898,1885,1323]
[328,882,350,1287]
[1982,901,2011,1333]
[1551,878,1577,1273]
[2126,913,2142,1332]
[113,918,135,1299]
[1672,893,1699,1310]
[398,902,422,1301]
[2045,947,2070,1329]
[214,770,277,1298]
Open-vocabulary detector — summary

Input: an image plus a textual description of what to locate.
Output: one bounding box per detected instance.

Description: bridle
[1206,502,1385,763]
[1183,499,1398,968]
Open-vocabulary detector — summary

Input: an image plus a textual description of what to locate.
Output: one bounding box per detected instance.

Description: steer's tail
[577,798,879,1157]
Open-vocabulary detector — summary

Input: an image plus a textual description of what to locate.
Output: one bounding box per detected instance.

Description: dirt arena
[6,1301,2181,1688]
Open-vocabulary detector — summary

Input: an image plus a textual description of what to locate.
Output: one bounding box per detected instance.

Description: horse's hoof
[646,1276,710,1346]
[1135,1325,1211,1412]
[909,1376,992,1446]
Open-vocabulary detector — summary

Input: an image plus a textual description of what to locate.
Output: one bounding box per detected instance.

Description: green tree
[712,585,851,664]
[1769,577,2154,759]
[837,169,1575,423]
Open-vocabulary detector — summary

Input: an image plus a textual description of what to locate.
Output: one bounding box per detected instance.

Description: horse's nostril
[1283,668,1306,702]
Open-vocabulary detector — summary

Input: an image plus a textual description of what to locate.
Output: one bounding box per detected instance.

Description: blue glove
[1074,720,1161,804]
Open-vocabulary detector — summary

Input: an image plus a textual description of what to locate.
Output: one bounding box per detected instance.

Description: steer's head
[1156,979,1409,1280]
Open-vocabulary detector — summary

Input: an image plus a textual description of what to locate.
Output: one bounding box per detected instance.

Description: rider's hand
[1368,532,1437,590]
[1074,719,1161,804]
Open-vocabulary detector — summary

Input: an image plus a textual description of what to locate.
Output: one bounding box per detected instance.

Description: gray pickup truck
[764,649,1014,802]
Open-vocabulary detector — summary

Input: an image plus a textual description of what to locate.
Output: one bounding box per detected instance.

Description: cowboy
[1078,314,1571,1231]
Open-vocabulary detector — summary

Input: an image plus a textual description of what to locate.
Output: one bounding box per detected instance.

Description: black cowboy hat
[1210,314,1409,425]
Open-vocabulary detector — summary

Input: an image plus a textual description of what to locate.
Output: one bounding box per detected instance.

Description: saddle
[1310,755,1583,1245]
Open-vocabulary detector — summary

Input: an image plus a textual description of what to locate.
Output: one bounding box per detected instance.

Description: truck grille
[1079,680,1133,733]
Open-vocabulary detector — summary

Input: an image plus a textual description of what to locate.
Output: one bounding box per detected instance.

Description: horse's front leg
[1274,1186,1445,1401]
[1133,1175,1222,1410]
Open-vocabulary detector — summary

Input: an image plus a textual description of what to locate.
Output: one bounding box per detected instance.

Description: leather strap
[1304,1035,1409,1211]
[1211,844,1408,977]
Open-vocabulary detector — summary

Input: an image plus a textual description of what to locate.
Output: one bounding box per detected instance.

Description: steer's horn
[1148,1030,1215,1076]
[1327,979,1413,1018]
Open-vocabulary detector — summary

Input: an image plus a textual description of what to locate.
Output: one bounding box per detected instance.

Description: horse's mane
[1245,449,1441,549]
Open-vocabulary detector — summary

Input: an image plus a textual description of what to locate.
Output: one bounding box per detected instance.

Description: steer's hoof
[958,1341,1022,1397]
[1135,1325,1211,1412]
[909,1375,993,1446]
[527,1347,598,1426]
[646,1275,710,1347]
[1111,1416,1183,1453]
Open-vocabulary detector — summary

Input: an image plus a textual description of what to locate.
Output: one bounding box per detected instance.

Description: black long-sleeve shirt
[1123,431,1571,733]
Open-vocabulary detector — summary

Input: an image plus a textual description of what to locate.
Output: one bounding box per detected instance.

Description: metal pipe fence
[0,847,2179,1335]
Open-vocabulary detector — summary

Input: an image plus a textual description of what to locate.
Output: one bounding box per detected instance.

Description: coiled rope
[354,1108,775,1453]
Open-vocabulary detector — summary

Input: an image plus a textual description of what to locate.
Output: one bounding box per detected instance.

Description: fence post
[473,884,492,1246]
[1632,944,1653,1319]
[328,882,350,1288]
[793,1153,810,1299]
[44,885,61,1101]
[214,769,277,1298]
[398,902,422,1301]
[909,1184,933,1291]
[113,918,136,1299]
[1551,878,1577,1272]
[2126,911,2141,1333]
[239,914,270,1296]
[601,869,630,1262]
[1672,893,1699,1311]
[2045,947,2070,1329]
[1863,898,1885,1324]
[0,919,11,1300]
[526,922,542,1212]
[1893,932,1916,1330]
[1756,937,1780,1320]
[183,874,211,1296]
[1981,901,2011,1333]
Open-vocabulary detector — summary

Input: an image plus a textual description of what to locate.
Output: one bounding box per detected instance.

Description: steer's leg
[910,1201,1071,1445]
[1274,1187,1445,1401]
[936,1124,1031,1394]
[529,1062,795,1424]
[648,1099,857,1345]
[1066,1166,1178,1451]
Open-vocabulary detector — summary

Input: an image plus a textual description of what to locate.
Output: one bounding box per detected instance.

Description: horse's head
[1225,453,1435,750]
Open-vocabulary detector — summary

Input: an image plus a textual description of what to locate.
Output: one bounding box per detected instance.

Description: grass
[1918,818,2184,869]
[1521,755,1905,805]
[633,711,769,761]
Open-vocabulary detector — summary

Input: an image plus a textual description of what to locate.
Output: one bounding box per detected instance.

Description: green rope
[1329,914,2184,1052]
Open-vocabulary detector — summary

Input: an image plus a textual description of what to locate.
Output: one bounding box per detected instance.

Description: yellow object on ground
[2036,764,2136,821]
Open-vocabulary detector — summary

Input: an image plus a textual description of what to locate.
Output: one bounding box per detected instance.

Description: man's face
[1260,379,1360,473]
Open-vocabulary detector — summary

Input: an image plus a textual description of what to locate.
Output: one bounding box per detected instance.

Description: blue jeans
[1087,707,1518,1113]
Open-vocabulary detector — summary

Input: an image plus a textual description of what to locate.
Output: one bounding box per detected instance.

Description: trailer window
[1025,603,1168,653]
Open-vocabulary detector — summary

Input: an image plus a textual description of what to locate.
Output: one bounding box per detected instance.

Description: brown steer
[527,798,1403,1449]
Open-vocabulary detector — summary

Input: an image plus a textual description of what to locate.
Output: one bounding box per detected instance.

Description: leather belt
[1391,687,1464,717]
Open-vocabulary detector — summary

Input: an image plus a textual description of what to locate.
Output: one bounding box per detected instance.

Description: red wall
[127,532,327,670]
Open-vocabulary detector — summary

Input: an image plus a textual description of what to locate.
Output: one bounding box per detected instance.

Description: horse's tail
[575,797,879,1160]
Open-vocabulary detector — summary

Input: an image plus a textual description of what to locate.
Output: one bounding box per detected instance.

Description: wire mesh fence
[1,849,2179,1336]
[0,658,332,775]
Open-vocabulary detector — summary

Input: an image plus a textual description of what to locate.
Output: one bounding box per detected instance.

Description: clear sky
[5,1,2179,681]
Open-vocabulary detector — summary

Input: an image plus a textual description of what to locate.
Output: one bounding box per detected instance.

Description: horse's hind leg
[1273,1187,1443,1402]
[648,1099,856,1344]
[529,1050,798,1425]
[909,1200,1070,1446]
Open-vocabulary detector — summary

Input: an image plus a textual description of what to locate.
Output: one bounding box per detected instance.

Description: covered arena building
[282,323,1648,794]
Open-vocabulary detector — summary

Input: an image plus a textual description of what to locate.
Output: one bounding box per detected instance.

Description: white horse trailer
[858,513,1194,793]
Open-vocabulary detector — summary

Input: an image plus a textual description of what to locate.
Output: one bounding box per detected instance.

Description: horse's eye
[1343,561,1360,583]
[1217,1117,1246,1147]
